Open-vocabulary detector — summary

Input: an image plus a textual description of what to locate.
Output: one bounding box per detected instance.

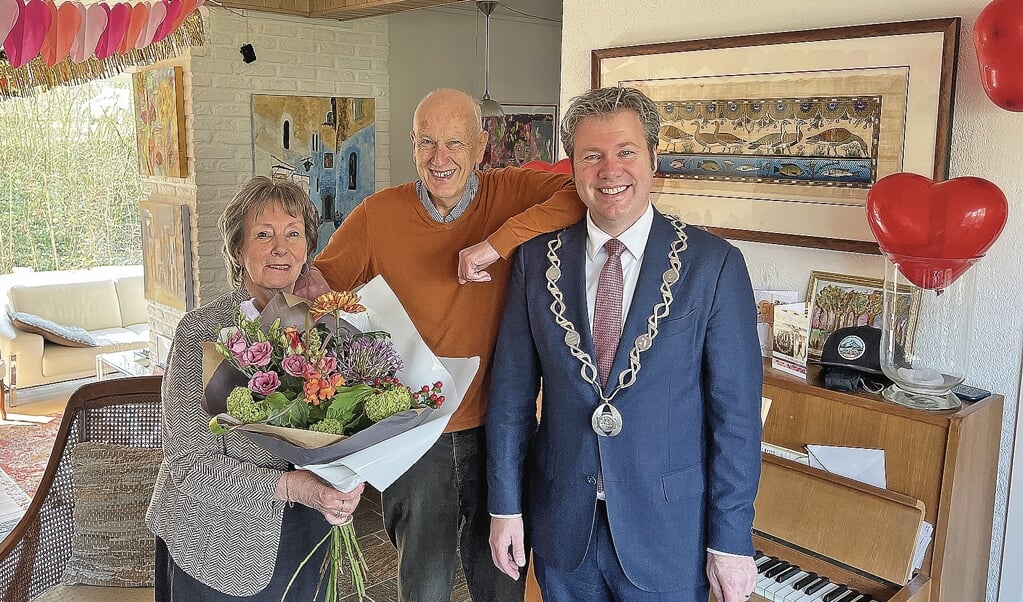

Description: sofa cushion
[42,329,149,377]
[7,311,98,347]
[114,276,148,327]
[62,442,162,588]
[8,280,124,331]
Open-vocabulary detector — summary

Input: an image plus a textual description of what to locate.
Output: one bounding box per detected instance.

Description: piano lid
[754,454,926,585]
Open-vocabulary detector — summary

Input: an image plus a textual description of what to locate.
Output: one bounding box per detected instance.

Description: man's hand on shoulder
[489,516,526,580]
[706,552,757,602]
[292,266,331,300]
[458,241,500,284]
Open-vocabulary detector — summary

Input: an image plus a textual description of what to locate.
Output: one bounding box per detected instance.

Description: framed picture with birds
[592,18,959,254]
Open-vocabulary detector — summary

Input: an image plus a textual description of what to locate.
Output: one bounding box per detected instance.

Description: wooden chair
[0,376,162,602]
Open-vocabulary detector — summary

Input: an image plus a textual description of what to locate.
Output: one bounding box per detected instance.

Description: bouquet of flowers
[201,276,479,602]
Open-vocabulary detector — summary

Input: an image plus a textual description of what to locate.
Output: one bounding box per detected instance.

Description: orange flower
[310,290,366,319]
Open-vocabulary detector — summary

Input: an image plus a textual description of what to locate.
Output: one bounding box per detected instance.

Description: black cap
[816,326,883,375]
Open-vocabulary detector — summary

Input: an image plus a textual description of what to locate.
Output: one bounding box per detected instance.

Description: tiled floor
[340,487,471,602]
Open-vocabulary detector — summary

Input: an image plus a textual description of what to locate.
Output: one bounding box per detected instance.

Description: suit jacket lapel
[557,221,596,362]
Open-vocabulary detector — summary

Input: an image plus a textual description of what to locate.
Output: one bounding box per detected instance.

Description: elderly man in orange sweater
[306,88,584,602]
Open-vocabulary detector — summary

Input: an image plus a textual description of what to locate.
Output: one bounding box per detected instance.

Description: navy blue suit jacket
[487,210,763,593]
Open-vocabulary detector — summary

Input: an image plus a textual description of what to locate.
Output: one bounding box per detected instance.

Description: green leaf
[326,384,371,425]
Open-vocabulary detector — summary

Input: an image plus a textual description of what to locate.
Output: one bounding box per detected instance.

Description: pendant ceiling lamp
[476,0,503,117]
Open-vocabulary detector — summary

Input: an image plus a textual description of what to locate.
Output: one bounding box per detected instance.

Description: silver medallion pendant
[591,402,623,437]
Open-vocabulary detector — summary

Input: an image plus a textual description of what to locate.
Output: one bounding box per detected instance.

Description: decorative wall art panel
[481,104,558,169]
[132,66,188,178]
[252,95,376,253]
[140,199,193,312]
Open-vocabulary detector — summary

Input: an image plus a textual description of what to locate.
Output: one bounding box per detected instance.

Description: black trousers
[381,426,526,602]
[155,503,329,601]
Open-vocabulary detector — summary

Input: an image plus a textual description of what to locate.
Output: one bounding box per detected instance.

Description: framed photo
[592,18,960,254]
[481,104,558,169]
[805,271,920,361]
[133,66,188,178]
[140,199,194,312]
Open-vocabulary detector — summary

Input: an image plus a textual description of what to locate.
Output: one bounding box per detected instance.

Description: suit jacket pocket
[656,305,697,338]
[662,461,705,503]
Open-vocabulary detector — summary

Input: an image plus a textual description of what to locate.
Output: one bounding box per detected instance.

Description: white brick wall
[142,8,390,344]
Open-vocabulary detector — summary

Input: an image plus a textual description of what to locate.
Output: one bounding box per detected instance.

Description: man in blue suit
[486,87,763,602]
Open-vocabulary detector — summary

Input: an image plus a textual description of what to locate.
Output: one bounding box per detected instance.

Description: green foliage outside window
[0,76,142,273]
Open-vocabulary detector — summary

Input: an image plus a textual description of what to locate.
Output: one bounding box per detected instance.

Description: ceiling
[216,0,561,23]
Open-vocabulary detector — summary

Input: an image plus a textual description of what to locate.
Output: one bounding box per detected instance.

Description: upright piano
[754,361,1003,602]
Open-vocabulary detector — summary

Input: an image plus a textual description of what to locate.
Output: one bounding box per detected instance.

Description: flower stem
[281,520,369,602]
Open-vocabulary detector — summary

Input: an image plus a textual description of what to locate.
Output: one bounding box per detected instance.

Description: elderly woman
[147,176,364,601]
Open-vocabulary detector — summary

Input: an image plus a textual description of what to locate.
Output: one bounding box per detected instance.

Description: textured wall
[561,1,1023,600]
[142,8,390,345]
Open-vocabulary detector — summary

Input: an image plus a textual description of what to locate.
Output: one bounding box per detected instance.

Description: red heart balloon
[3,0,53,68]
[975,0,1023,111]
[866,173,1008,289]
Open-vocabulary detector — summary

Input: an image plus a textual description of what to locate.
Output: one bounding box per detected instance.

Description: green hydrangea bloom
[310,418,345,435]
[226,386,269,423]
[365,386,412,422]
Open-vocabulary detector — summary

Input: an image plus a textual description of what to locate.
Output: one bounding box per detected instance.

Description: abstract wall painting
[593,18,960,253]
[251,95,376,253]
[132,66,188,178]
[140,200,193,312]
[481,104,558,169]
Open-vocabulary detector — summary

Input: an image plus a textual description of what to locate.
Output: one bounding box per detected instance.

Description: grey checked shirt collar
[415,172,480,223]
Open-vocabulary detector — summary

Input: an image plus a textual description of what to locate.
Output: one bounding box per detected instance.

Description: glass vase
[880,256,977,410]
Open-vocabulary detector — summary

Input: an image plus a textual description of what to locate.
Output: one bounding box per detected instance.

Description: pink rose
[242,341,273,367]
[226,330,247,361]
[248,371,280,396]
[282,354,309,377]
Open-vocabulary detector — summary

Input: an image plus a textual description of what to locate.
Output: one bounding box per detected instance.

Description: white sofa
[0,266,150,404]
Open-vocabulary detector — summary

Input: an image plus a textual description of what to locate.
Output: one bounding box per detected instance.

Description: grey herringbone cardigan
[146,287,291,596]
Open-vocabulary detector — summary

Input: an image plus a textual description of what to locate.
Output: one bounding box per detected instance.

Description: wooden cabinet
[762,361,1003,602]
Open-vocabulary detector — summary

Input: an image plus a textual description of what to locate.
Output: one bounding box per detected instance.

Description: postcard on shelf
[771,301,810,378]
[755,290,800,357]
[806,444,887,489]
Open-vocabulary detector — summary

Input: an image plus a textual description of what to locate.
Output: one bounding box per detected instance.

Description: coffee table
[95,349,152,380]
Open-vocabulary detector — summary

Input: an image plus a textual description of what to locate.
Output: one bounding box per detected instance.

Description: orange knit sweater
[314,168,585,432]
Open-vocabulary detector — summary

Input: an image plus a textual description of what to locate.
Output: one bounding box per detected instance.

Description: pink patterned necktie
[593,238,625,386]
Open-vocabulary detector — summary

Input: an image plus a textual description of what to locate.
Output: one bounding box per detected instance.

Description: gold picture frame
[592,18,960,254]
[805,270,920,361]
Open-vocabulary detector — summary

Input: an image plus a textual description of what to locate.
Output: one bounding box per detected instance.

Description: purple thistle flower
[339,336,403,384]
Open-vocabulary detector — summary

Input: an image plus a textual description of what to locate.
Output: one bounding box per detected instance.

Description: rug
[0,413,63,499]
[0,467,31,541]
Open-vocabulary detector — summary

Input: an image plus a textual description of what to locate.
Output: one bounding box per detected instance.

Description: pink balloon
[137,0,166,49]
[152,0,180,43]
[1,0,20,58]
[40,0,81,66]
[71,2,107,63]
[3,0,52,68]
[94,2,129,60]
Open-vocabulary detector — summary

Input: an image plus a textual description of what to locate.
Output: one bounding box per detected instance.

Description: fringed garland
[0,11,205,100]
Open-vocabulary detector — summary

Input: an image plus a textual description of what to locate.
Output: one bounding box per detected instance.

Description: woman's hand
[277,470,366,525]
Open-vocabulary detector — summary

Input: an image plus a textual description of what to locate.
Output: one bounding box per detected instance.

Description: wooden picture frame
[592,18,960,254]
[132,66,188,178]
[481,104,558,169]
[805,270,920,361]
